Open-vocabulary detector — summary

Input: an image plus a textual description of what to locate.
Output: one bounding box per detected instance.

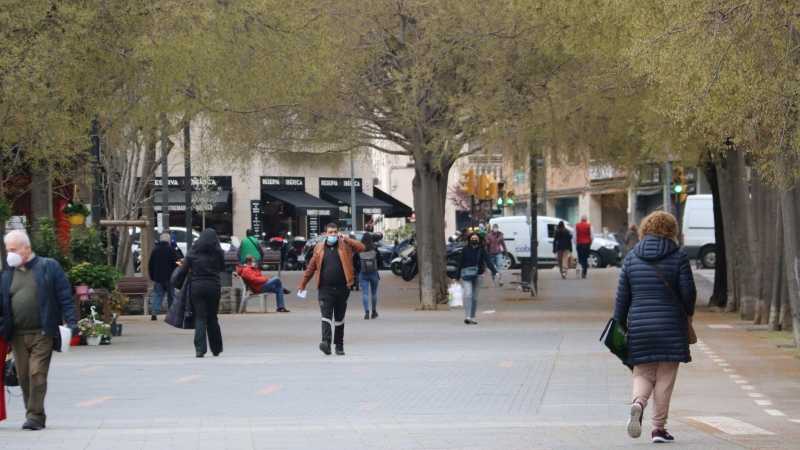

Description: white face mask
[7,252,23,268]
[252,262,258,268]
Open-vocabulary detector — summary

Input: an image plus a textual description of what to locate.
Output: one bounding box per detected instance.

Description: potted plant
[67,262,122,291]
[77,318,110,346]
[62,200,91,225]
[109,290,130,335]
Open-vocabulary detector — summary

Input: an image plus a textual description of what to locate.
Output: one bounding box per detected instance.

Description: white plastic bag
[448,283,464,308]
[58,326,72,353]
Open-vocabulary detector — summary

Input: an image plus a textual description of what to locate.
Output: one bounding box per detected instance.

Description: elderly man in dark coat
[148,233,180,320]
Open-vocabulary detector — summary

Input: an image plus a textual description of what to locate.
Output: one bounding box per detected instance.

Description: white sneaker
[627,402,643,438]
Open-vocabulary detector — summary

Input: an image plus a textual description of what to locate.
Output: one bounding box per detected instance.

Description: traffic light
[477,174,488,200]
[672,166,687,203]
[495,181,505,206]
[505,190,515,206]
[490,180,500,203]
[460,170,475,196]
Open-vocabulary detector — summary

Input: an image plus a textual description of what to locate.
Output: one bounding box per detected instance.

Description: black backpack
[359,251,378,274]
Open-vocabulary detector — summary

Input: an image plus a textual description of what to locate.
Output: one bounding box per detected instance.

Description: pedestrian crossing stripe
[687,417,773,435]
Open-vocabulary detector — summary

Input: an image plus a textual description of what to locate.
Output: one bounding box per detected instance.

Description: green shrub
[30,217,70,271]
[384,224,414,244]
[70,225,111,266]
[66,262,122,290]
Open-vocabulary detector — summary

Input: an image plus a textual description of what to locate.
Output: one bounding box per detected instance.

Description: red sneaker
[651,429,674,443]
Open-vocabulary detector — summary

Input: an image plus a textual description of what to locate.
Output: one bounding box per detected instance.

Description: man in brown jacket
[298,223,365,356]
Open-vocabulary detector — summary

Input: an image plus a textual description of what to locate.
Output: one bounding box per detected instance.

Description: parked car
[681,194,715,268]
[488,216,621,269]
[597,232,627,262]
[131,227,238,272]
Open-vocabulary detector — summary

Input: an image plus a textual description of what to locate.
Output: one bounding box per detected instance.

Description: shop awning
[154,190,231,213]
[321,190,393,215]
[373,188,412,218]
[262,190,339,216]
[635,187,663,196]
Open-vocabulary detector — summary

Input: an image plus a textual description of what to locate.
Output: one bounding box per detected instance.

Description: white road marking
[483,310,496,314]
[735,380,748,384]
[718,363,730,367]
[789,419,800,424]
[713,359,725,363]
[729,375,741,379]
[742,386,755,390]
[765,410,786,417]
[686,416,773,435]
[708,324,733,329]
[724,369,736,373]
[755,400,773,406]
[748,393,764,398]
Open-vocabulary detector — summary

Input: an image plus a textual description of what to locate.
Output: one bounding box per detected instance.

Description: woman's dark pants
[191,284,223,355]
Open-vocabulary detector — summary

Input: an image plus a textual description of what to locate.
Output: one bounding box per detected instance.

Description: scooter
[284,236,307,271]
[401,248,418,281]
[391,234,415,276]
[445,241,464,279]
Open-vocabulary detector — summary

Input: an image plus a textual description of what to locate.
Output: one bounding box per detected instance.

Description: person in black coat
[176,229,226,358]
[614,211,696,443]
[552,221,573,279]
[453,232,497,325]
[148,234,180,320]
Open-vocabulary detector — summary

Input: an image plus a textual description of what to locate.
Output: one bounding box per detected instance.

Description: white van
[489,216,621,269]
[681,194,715,268]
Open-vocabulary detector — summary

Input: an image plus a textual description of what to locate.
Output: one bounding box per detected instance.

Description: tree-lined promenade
[2,1,800,343]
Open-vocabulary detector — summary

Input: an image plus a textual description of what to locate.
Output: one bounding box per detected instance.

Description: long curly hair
[638,211,678,244]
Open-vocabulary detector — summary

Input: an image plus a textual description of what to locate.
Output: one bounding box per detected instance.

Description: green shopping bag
[600,318,633,371]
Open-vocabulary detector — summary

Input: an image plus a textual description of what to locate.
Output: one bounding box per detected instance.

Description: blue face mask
[327,236,338,245]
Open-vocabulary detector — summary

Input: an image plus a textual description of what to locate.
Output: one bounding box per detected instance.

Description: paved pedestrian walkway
[2,268,800,449]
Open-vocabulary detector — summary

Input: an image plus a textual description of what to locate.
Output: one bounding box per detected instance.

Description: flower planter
[70,335,81,346]
[86,336,102,346]
[75,285,90,300]
[67,213,85,225]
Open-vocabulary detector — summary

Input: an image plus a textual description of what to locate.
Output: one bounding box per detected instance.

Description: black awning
[262,190,339,217]
[373,188,412,218]
[154,190,231,213]
[320,190,393,215]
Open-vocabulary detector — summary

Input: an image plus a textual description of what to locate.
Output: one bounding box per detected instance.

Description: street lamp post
[350,149,357,230]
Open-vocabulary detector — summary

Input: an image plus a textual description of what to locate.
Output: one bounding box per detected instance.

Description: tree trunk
[30,166,52,225]
[702,156,728,307]
[754,181,776,324]
[780,187,800,348]
[769,198,785,331]
[715,148,758,317]
[412,153,452,310]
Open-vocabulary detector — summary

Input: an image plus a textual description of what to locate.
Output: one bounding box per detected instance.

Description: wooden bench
[73,289,111,324]
[117,277,150,314]
[260,251,282,277]
[224,251,240,267]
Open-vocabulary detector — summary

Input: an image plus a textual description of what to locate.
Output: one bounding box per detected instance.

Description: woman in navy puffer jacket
[614,211,696,444]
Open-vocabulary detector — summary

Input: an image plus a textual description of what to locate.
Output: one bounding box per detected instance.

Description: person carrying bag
[165,265,194,330]
[453,232,497,325]
[613,211,696,444]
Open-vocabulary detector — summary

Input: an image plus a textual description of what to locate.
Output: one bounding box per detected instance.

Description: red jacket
[575,221,594,245]
[236,265,269,293]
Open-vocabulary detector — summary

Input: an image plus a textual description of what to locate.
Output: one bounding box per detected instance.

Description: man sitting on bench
[236,255,292,313]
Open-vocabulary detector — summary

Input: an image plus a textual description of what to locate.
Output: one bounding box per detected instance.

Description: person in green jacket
[238,229,264,264]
